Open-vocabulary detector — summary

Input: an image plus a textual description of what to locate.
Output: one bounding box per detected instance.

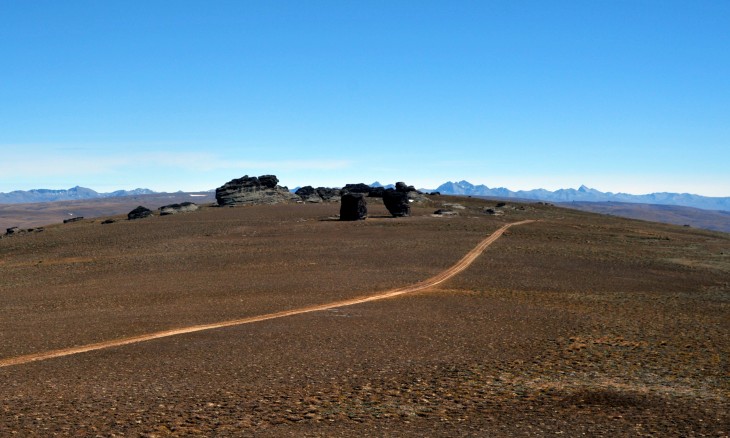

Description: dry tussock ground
[1,197,728,436]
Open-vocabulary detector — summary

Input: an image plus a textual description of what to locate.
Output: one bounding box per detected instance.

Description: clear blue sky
[1,1,728,196]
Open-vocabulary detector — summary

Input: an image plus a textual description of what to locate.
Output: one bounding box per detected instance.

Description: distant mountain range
[431,181,730,212]
[0,186,156,204]
[3,181,729,213]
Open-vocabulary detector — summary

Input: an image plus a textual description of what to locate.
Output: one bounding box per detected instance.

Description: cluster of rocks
[295,186,341,203]
[5,175,433,233]
[125,202,201,221]
[63,217,84,224]
[216,175,298,206]
[339,181,426,203]
[338,181,426,220]
[214,175,430,221]
[484,202,528,216]
[3,227,43,238]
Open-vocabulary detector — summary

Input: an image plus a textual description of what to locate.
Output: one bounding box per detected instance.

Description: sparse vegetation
[0,197,727,436]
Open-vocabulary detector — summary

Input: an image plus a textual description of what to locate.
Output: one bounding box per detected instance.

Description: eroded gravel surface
[1,199,728,436]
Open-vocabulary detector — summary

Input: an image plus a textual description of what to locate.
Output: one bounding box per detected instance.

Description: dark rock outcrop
[295,186,323,203]
[63,217,84,224]
[101,219,116,225]
[257,175,279,188]
[383,189,411,217]
[159,202,199,215]
[296,186,342,202]
[340,193,367,221]
[342,183,372,195]
[316,187,341,201]
[128,206,153,220]
[216,174,298,206]
[395,182,416,193]
[5,227,20,236]
[394,181,428,203]
[367,186,385,198]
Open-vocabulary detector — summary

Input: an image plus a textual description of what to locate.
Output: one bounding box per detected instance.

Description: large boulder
[340,193,367,220]
[216,174,298,206]
[159,202,199,215]
[383,189,411,217]
[128,206,153,220]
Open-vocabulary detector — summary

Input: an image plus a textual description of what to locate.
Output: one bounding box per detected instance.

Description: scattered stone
[442,203,466,210]
[216,174,299,206]
[340,193,367,221]
[63,217,84,224]
[430,191,441,196]
[128,206,154,220]
[159,202,199,215]
[383,189,411,217]
[433,209,457,216]
[496,202,507,208]
[4,227,44,237]
[485,208,504,216]
[101,219,116,225]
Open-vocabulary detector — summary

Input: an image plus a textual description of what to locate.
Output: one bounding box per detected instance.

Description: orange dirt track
[0,220,534,369]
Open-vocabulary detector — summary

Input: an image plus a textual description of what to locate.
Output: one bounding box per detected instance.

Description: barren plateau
[1,197,728,436]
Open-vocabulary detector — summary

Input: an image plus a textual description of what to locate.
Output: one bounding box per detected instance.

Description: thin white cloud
[0,149,353,179]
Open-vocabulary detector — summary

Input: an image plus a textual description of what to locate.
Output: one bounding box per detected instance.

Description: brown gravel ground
[1,197,728,436]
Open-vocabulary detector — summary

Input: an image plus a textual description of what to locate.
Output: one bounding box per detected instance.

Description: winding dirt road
[0,220,533,368]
